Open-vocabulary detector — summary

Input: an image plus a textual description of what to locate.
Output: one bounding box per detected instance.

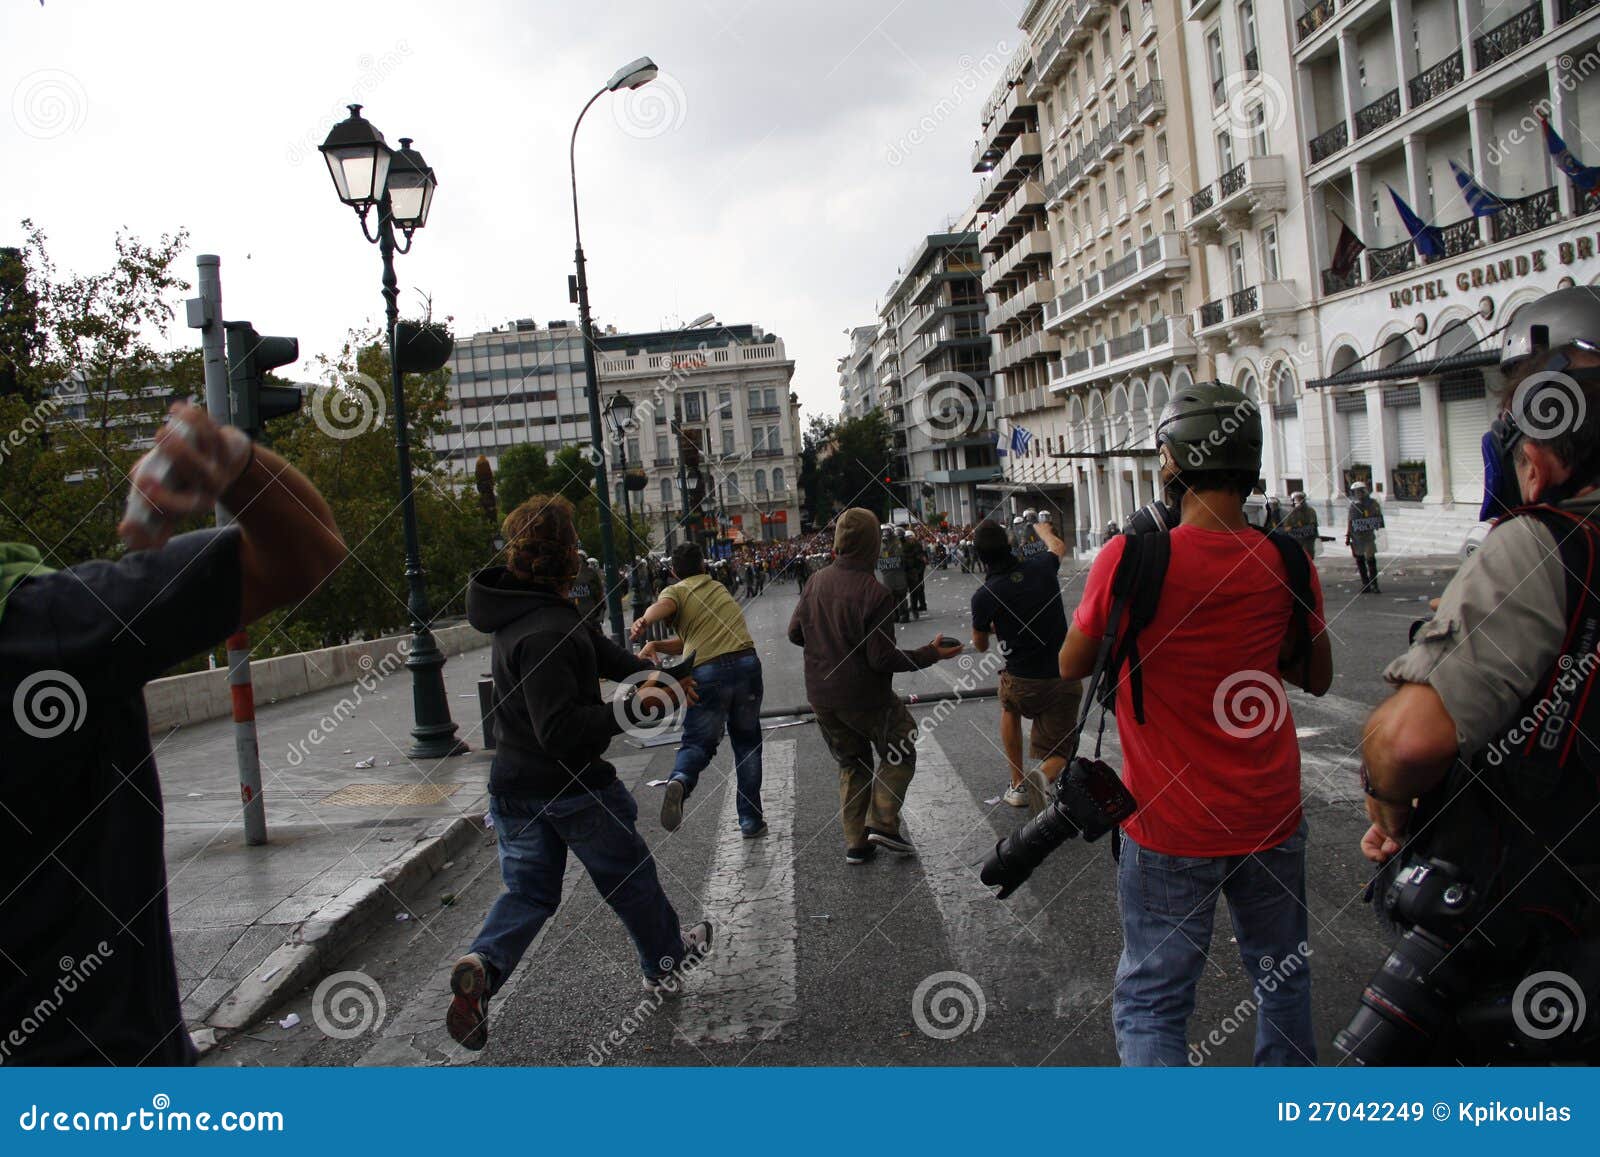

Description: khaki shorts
[999,671,1082,761]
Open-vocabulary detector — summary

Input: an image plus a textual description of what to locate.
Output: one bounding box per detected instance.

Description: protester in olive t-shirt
[630,543,765,836]
[0,403,346,1066]
[970,516,1081,812]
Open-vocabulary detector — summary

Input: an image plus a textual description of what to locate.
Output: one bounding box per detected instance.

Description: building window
[1217,129,1235,171]
[717,390,732,417]
[1155,131,1168,165]
[1134,150,1147,183]
[754,469,767,493]
[1172,287,1185,316]
[1249,102,1269,156]
[656,433,669,460]
[1262,224,1280,282]
[1147,50,1160,81]
[1207,28,1224,104]
[1120,4,1131,35]
[660,478,672,505]
[722,426,734,455]
[772,467,784,493]
[1101,29,1112,61]
[683,392,703,422]
[1228,240,1247,292]
[1240,0,1258,65]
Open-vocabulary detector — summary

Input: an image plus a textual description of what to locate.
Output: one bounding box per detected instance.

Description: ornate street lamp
[319,105,465,760]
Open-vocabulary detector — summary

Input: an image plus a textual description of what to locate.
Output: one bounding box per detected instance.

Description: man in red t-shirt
[1059,382,1332,1066]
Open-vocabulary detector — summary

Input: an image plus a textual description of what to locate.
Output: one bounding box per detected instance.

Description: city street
[208,549,1456,1068]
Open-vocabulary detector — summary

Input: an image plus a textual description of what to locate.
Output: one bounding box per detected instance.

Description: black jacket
[467,567,653,798]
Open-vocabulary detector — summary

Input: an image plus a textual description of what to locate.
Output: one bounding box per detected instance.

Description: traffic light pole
[190,254,268,847]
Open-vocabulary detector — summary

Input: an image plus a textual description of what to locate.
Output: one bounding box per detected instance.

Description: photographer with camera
[1056,383,1331,1066]
[1344,287,1600,1065]
[970,512,1080,811]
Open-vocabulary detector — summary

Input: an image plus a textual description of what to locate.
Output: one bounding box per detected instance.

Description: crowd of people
[9,288,1600,1069]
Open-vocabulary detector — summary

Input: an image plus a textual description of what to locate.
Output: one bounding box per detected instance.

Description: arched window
[659,478,672,506]
[754,469,768,493]
[771,467,784,493]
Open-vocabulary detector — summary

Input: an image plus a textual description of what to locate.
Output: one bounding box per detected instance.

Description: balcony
[1048,232,1190,329]
[1492,186,1560,243]
[1049,315,1197,391]
[748,404,781,417]
[1365,239,1416,283]
[981,228,1052,292]
[598,340,788,378]
[1320,262,1363,295]
[989,278,1054,332]
[1140,6,1158,42]
[1407,51,1463,108]
[972,78,1036,172]
[1243,47,1260,76]
[652,456,674,468]
[1438,216,1481,260]
[1192,280,1300,343]
[1307,120,1348,165]
[977,132,1043,211]
[1114,100,1138,144]
[1295,0,1338,43]
[1474,2,1543,70]
[979,178,1047,252]
[1562,0,1600,21]
[1354,88,1400,140]
[1068,0,1098,42]
[1135,79,1165,124]
[1186,155,1287,240]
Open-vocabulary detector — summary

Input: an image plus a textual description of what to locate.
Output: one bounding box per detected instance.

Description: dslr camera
[980,756,1137,899]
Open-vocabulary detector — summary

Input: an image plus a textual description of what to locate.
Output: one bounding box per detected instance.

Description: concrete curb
[196,812,489,1054]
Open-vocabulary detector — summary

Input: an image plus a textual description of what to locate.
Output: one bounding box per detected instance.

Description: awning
[975,478,1073,492]
[1049,448,1160,459]
[1308,347,1499,390]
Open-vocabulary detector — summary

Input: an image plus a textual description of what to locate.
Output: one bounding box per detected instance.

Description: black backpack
[1097,526,1317,723]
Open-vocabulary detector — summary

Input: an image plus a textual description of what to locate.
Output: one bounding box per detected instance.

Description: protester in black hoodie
[445,494,712,1051]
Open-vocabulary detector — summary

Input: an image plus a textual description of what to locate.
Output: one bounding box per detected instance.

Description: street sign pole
[188,254,268,846]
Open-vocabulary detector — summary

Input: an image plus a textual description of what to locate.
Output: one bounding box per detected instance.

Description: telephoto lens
[980,757,1137,899]
[1333,926,1461,1064]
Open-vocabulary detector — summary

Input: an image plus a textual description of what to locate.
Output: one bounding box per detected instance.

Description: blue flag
[1388,185,1443,260]
[1542,116,1600,194]
[1449,159,1505,216]
[1010,425,1033,455]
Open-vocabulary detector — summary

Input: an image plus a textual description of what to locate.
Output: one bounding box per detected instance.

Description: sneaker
[1002,786,1029,808]
[642,921,715,997]
[845,844,876,865]
[866,827,916,856]
[445,953,491,1050]
[660,778,686,832]
[741,822,769,839]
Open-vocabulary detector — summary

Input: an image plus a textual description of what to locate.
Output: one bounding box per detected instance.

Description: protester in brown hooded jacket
[787,507,962,863]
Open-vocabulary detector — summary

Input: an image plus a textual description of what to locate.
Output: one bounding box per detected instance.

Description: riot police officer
[1346,481,1385,592]
[1279,491,1320,557]
[902,528,928,616]
[877,523,910,623]
[1351,286,1600,1064]
[571,554,603,626]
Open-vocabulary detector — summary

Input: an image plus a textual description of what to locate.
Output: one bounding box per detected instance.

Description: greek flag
[1010,425,1034,455]
[995,429,1007,457]
[1542,116,1600,194]
[1449,160,1505,217]
[1387,185,1443,260]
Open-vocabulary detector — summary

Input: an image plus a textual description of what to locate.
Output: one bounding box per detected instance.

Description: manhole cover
[318,783,464,807]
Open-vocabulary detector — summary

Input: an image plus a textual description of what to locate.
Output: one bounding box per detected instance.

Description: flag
[1449,159,1505,216]
[1542,116,1600,194]
[1387,185,1443,260]
[1330,218,1365,277]
[1010,425,1033,455]
[995,429,1007,457]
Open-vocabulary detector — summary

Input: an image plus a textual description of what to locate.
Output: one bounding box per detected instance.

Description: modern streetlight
[319,104,465,760]
[570,56,660,645]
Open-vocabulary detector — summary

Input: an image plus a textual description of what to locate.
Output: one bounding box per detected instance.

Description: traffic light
[225,321,301,438]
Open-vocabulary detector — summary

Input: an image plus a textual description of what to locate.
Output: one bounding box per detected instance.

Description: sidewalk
[155,642,498,1051]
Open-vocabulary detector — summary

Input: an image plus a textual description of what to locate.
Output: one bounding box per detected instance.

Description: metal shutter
[1445,394,1492,503]
[1275,412,1303,475]
[1394,405,1425,461]
[1343,408,1371,467]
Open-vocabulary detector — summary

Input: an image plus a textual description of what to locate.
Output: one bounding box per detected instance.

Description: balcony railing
[1189,184,1216,218]
[1135,79,1165,122]
[1438,216,1480,259]
[1147,316,1170,345]
[1474,2,1543,70]
[1108,329,1145,358]
[1561,0,1600,22]
[1366,239,1416,282]
[1230,284,1260,317]
[1219,162,1247,199]
[1308,120,1348,164]
[1407,51,1463,108]
[1492,186,1560,242]
[1321,262,1363,294]
[652,456,674,467]
[1065,349,1091,374]
[1354,88,1400,139]
[1296,0,1337,41]
[1103,249,1139,287]
[1199,299,1226,328]
[748,404,781,416]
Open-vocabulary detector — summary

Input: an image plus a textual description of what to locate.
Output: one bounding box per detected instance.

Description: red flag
[1330,220,1366,277]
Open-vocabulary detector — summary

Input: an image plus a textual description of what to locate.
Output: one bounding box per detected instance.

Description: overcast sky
[3,0,1022,424]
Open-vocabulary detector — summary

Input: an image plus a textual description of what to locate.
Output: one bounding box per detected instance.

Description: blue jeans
[670,651,764,831]
[469,779,686,987]
[1113,819,1315,1067]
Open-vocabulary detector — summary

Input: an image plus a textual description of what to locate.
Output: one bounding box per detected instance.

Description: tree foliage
[807,410,895,520]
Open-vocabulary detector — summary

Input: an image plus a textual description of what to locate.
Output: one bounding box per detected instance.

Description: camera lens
[980,801,1081,898]
[1334,927,1458,1064]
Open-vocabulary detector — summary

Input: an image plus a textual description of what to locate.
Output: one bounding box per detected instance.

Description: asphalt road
[212,548,1458,1068]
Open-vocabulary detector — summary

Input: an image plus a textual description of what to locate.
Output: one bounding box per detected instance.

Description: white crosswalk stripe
[672,738,799,1044]
[901,730,1102,1016]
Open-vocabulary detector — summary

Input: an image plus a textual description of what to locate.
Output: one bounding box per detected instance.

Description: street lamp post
[604,391,647,620]
[319,105,465,760]
[570,56,661,645]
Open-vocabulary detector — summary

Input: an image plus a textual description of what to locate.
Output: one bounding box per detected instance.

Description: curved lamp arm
[569,86,607,254]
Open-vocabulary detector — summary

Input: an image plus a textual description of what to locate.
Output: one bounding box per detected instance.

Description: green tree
[817,410,894,519]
